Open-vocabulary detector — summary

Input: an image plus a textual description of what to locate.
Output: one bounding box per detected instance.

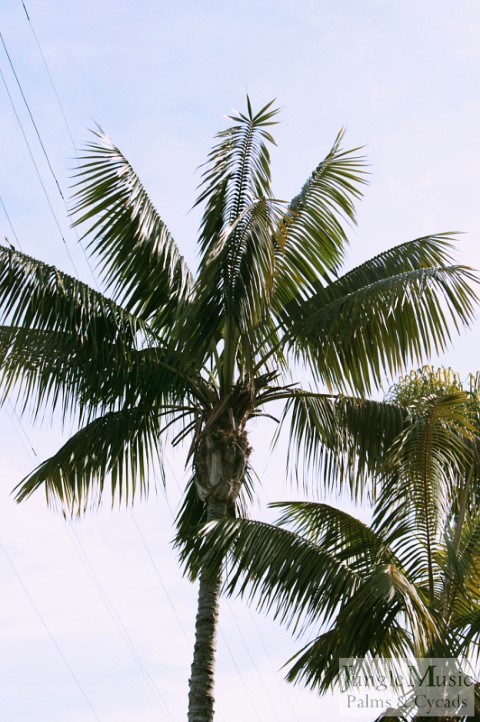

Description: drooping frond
[285,627,412,694]
[187,505,437,684]
[71,127,193,326]
[272,501,388,570]
[184,516,363,633]
[0,245,144,344]
[14,405,166,514]
[0,246,163,422]
[281,235,477,394]
[0,325,120,421]
[274,130,366,305]
[272,503,437,655]
[285,563,436,692]
[277,391,405,497]
[374,392,475,600]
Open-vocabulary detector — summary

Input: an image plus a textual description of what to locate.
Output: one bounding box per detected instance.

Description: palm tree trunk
[187,498,227,722]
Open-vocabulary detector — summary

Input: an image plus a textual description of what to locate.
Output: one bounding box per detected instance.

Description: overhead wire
[3,407,174,721]
[20,0,77,152]
[0,62,80,277]
[1,31,66,203]
[0,538,102,722]
[5,400,38,458]
[66,522,174,722]
[15,1,102,290]
[0,27,99,288]
[248,608,302,721]
[227,602,282,721]
[130,506,192,650]
[0,196,23,250]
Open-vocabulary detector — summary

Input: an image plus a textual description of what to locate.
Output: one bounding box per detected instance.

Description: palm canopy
[0,99,478,720]
[0,100,476,514]
[187,367,480,717]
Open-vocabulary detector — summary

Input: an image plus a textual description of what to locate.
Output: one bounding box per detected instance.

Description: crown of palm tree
[0,100,477,721]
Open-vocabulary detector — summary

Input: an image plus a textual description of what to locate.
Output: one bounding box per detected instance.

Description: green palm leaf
[185,516,364,632]
[374,392,475,598]
[189,100,281,380]
[0,245,144,344]
[285,627,412,694]
[186,197,283,372]
[278,391,405,496]
[14,405,165,514]
[71,127,193,325]
[274,129,367,304]
[283,236,477,393]
[195,98,279,254]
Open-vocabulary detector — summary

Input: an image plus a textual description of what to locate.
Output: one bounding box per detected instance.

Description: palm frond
[0,247,206,420]
[276,390,405,498]
[186,198,283,374]
[285,562,437,693]
[374,393,475,601]
[285,628,412,694]
[14,405,166,514]
[184,517,364,633]
[282,236,477,393]
[274,130,367,305]
[187,100,281,383]
[272,501,389,570]
[0,325,122,421]
[195,97,279,255]
[0,245,144,344]
[71,127,193,326]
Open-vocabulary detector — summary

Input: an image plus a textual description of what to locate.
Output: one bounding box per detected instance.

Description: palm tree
[0,99,477,721]
[192,367,480,720]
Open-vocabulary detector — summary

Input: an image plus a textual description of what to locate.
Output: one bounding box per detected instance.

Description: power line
[217,624,263,721]
[2,411,174,720]
[1,31,66,202]
[0,64,80,277]
[5,401,38,459]
[66,522,174,722]
[0,196,22,249]
[0,30,99,288]
[20,0,77,152]
[226,599,282,721]
[13,7,101,290]
[0,537,102,722]
[130,507,192,649]
[248,608,302,721]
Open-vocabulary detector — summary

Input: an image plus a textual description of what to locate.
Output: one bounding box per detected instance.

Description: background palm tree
[0,99,477,721]
[192,367,480,720]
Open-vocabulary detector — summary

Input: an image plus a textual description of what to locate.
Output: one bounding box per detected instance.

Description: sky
[0,1,480,721]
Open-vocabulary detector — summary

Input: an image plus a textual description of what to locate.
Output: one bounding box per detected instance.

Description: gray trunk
[187,498,227,722]
[187,425,250,720]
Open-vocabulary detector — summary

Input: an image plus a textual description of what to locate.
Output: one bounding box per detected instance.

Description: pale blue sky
[0,1,479,721]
